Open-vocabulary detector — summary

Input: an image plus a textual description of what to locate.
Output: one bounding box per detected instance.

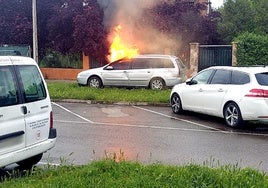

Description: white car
[170,66,268,128]
[77,54,186,90]
[0,56,56,168]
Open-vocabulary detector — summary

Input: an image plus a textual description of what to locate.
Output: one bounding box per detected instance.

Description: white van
[0,56,56,168]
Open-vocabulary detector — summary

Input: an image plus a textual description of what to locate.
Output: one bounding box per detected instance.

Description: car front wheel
[223,102,243,128]
[150,78,165,90]
[171,93,183,114]
[88,76,102,88]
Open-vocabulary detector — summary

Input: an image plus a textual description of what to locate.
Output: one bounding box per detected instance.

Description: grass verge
[47,81,171,104]
[2,160,268,187]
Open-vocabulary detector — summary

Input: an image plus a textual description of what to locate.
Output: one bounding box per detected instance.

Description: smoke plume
[97,0,181,55]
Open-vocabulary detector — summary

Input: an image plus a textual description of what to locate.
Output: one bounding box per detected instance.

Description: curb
[52,99,170,107]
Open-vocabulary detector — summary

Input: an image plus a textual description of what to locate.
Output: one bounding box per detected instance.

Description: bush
[39,50,82,69]
[234,32,268,66]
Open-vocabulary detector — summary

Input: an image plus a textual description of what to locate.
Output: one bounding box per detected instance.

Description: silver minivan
[0,56,56,168]
[77,54,186,90]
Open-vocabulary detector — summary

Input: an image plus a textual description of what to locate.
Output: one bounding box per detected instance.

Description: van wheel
[223,102,243,128]
[88,76,103,88]
[17,153,43,169]
[171,93,183,114]
[150,78,165,90]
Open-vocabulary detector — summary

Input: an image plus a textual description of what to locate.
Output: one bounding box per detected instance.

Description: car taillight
[50,111,54,129]
[245,89,268,98]
[177,67,181,77]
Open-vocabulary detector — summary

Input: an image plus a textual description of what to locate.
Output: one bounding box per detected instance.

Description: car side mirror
[186,79,197,85]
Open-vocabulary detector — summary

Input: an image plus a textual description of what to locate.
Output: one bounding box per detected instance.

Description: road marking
[133,106,223,132]
[53,102,268,137]
[56,120,88,124]
[52,102,94,123]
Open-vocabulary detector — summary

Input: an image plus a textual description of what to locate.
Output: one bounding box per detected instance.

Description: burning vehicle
[77,54,186,90]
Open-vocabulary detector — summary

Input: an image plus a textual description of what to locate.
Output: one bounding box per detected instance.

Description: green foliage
[47,81,171,104]
[234,32,268,66]
[218,0,267,43]
[1,160,268,187]
[39,50,82,69]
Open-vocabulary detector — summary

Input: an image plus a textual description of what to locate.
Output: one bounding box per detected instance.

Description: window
[132,58,174,69]
[210,69,231,84]
[18,65,46,103]
[192,69,214,84]
[231,71,250,85]
[255,72,268,86]
[176,59,185,69]
[132,58,149,69]
[110,60,131,70]
[0,66,19,107]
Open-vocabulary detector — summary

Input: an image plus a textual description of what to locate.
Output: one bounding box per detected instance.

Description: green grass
[1,160,268,187]
[47,81,171,104]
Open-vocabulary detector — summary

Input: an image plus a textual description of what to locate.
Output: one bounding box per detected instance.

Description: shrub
[39,50,82,69]
[234,32,268,66]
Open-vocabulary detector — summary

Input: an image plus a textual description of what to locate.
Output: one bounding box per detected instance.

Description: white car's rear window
[255,72,268,86]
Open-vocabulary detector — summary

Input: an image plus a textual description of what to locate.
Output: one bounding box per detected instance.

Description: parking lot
[37,102,268,173]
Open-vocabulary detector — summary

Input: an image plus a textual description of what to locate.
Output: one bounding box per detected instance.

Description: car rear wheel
[223,102,243,128]
[149,78,165,90]
[17,153,43,169]
[171,93,183,114]
[88,76,102,88]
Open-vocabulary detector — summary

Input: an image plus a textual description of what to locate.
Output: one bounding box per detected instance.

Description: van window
[176,59,185,69]
[111,59,131,70]
[17,65,47,103]
[132,58,174,69]
[132,58,151,69]
[0,66,19,107]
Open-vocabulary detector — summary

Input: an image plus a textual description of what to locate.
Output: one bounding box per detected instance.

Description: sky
[210,0,224,8]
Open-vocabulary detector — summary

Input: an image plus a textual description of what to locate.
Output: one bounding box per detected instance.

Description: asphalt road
[37,102,268,173]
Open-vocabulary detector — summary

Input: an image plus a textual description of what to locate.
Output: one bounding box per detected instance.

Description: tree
[47,0,80,54]
[218,0,267,43]
[37,0,64,58]
[46,0,109,63]
[72,0,109,63]
[0,0,32,45]
[140,1,221,60]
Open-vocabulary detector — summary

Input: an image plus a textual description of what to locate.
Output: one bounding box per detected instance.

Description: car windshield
[255,72,268,86]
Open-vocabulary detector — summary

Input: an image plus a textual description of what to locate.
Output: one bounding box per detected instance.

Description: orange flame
[109,25,139,62]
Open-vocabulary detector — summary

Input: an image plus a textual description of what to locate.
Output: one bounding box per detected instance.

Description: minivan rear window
[18,65,47,103]
[255,72,268,86]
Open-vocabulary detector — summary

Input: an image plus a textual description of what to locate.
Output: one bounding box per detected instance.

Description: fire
[109,25,139,62]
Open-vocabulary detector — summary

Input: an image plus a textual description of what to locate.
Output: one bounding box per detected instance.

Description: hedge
[234,32,268,66]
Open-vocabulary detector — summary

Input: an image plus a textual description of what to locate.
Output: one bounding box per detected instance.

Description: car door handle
[218,88,224,92]
[21,106,27,115]
[199,88,203,92]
